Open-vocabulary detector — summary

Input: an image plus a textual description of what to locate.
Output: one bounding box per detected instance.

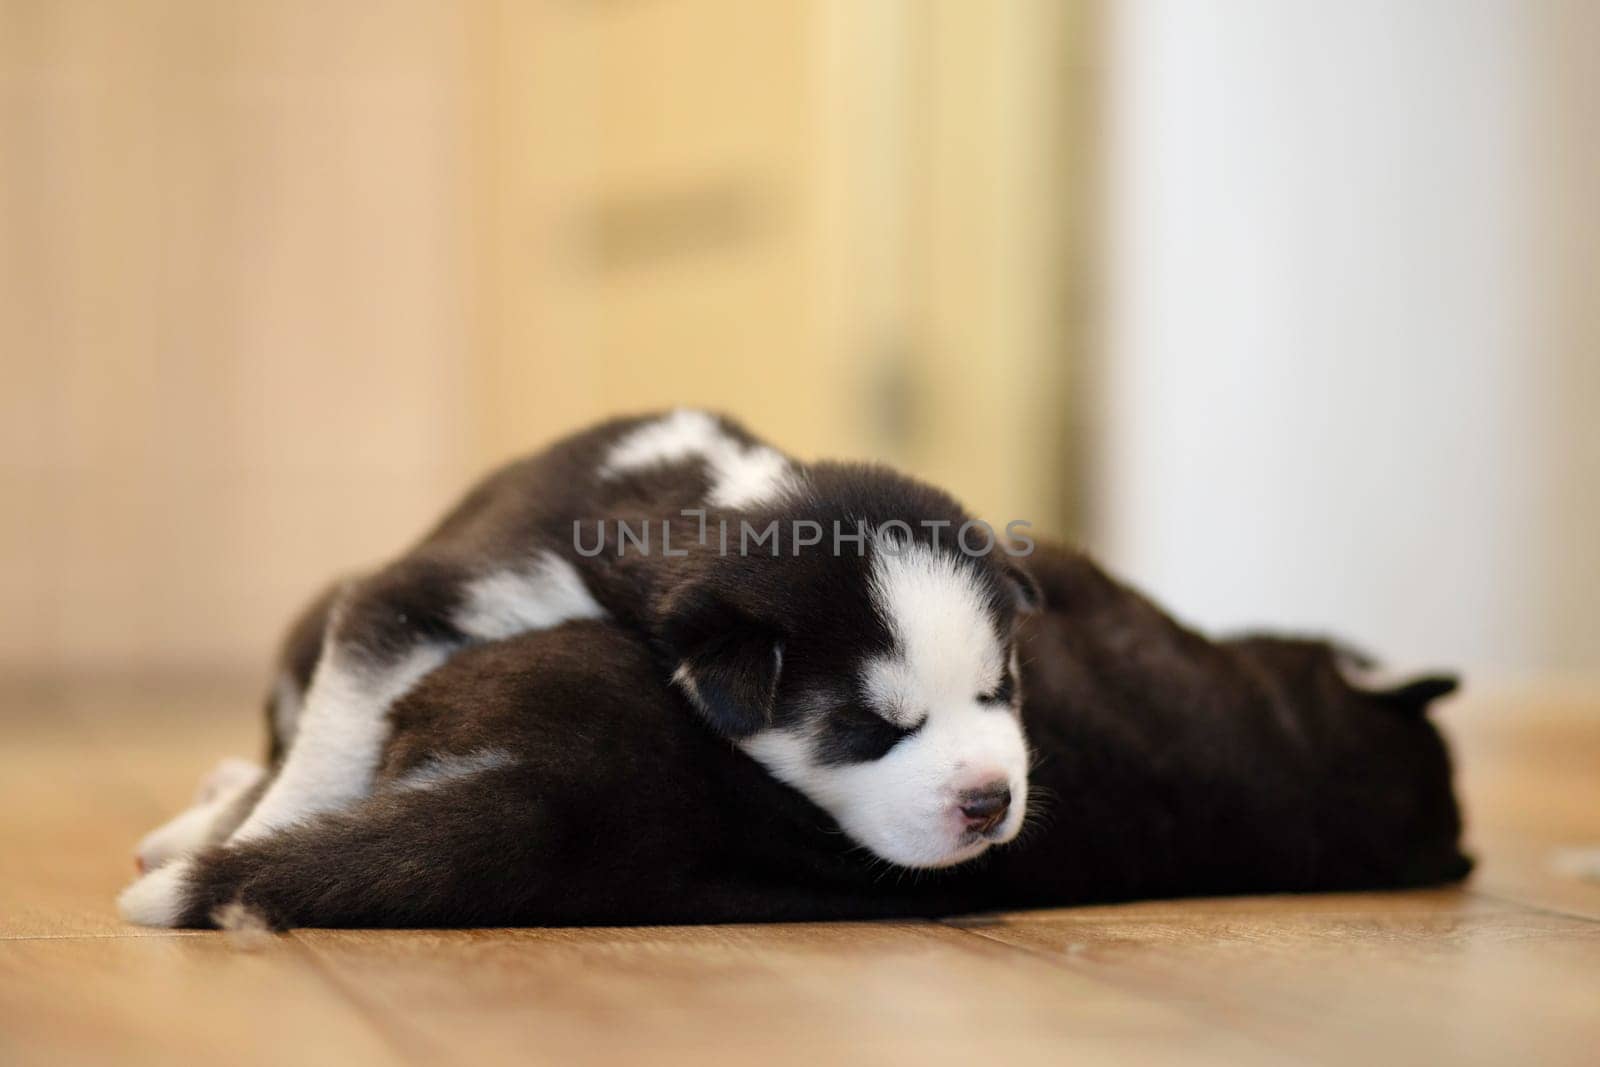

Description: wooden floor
[1,679,1597,1066]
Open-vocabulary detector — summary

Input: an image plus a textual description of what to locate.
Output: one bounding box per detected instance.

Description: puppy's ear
[1338,653,1460,713]
[657,585,783,739]
[1365,673,1460,712]
[999,561,1043,615]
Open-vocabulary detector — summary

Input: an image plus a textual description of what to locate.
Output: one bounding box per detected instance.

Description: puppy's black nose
[958,783,1011,834]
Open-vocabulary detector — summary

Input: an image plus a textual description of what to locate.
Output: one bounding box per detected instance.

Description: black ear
[1340,657,1461,713]
[1334,644,1461,713]
[1000,560,1043,615]
[656,584,783,739]
[1368,674,1460,711]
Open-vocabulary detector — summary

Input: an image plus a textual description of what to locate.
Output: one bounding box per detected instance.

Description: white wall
[1096,1,1597,676]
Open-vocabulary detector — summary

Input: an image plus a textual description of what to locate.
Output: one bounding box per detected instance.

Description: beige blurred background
[2,1,1595,688]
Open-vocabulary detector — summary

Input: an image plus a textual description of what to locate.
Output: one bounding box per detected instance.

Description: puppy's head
[657,465,1037,870]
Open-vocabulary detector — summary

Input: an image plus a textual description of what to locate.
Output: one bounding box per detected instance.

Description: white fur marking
[227,643,449,844]
[212,901,275,947]
[389,749,515,793]
[602,409,723,472]
[118,857,195,927]
[708,444,795,510]
[457,553,605,640]
[272,672,303,748]
[600,409,799,509]
[865,544,1006,723]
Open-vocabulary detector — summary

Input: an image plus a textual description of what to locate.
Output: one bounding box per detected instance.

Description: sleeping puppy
[120,542,1470,929]
[185,409,1040,874]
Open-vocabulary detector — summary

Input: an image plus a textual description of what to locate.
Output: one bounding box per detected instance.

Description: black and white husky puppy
[120,542,1470,930]
[124,410,1041,922]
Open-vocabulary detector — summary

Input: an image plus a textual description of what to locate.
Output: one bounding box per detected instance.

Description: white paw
[118,857,196,927]
[135,758,264,872]
[194,757,265,805]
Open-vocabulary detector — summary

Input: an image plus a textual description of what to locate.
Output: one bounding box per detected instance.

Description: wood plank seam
[1466,887,1600,925]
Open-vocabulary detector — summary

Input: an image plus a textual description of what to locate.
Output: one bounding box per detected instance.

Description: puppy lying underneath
[121,542,1470,930]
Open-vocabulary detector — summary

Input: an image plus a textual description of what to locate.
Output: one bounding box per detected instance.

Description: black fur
[175,541,1470,930]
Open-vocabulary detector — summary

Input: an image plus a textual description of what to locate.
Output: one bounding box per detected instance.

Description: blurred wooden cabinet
[472,0,1094,534]
[1,0,1091,676]
[1,0,479,675]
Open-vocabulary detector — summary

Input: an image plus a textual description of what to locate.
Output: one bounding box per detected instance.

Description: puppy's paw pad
[117,857,195,927]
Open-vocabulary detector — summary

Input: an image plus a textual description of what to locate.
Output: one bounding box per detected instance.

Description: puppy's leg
[227,551,602,844]
[263,580,343,766]
[120,766,548,930]
[133,758,267,872]
[129,583,341,872]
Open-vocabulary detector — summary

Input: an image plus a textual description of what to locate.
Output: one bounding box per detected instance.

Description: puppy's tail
[117,765,542,931]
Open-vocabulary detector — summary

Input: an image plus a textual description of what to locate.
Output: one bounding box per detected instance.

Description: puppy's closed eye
[977,675,1015,706]
[817,702,921,764]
